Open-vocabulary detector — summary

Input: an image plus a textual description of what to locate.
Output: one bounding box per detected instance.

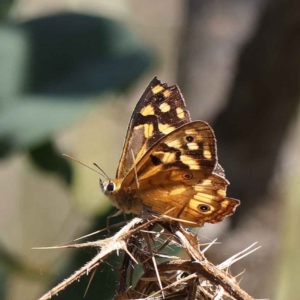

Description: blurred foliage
[0,0,12,20]
[0,10,152,299]
[0,12,152,184]
[7,1,300,299]
[0,251,7,300]
[0,240,44,280]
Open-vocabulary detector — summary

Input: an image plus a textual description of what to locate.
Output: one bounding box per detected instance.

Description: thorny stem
[37,217,256,300]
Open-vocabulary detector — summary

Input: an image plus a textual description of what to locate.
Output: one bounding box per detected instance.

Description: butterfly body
[100,77,239,227]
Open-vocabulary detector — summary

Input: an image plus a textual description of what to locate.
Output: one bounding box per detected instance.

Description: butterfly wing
[116,77,191,179]
[131,121,218,180]
[121,121,239,226]
[140,170,239,226]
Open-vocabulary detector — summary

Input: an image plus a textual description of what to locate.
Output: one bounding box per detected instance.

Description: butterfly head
[99,178,125,211]
[100,179,116,195]
[91,162,118,197]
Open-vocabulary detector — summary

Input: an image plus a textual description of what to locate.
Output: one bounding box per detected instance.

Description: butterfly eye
[198,204,211,212]
[182,173,193,180]
[106,182,115,193]
[186,135,194,142]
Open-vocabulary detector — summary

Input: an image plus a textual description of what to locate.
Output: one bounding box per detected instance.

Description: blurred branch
[213,0,300,226]
[178,0,300,226]
[177,2,300,297]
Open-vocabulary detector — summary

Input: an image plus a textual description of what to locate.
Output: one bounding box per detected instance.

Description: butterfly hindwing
[138,169,239,226]
[119,121,239,226]
[116,77,191,179]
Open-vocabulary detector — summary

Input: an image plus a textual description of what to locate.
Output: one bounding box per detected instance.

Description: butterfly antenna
[93,162,110,181]
[63,154,108,180]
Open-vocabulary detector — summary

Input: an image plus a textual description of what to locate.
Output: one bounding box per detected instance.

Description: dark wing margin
[116,77,191,179]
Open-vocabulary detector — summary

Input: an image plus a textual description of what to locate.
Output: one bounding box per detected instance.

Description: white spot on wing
[159,102,171,112]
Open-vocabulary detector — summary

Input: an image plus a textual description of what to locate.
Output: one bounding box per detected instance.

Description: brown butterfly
[100,77,239,227]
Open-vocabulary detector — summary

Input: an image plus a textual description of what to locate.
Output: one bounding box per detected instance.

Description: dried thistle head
[36,215,257,300]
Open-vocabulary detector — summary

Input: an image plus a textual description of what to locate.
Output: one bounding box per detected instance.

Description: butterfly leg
[106,209,123,233]
[140,204,159,220]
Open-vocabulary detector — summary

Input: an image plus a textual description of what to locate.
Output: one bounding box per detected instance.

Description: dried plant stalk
[37,217,256,300]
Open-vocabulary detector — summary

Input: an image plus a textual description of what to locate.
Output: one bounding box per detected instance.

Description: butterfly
[100,77,239,227]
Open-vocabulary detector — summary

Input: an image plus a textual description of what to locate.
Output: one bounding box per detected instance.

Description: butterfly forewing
[123,121,217,182]
[116,77,191,179]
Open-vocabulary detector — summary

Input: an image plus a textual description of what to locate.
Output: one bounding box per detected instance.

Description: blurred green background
[1,0,300,299]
